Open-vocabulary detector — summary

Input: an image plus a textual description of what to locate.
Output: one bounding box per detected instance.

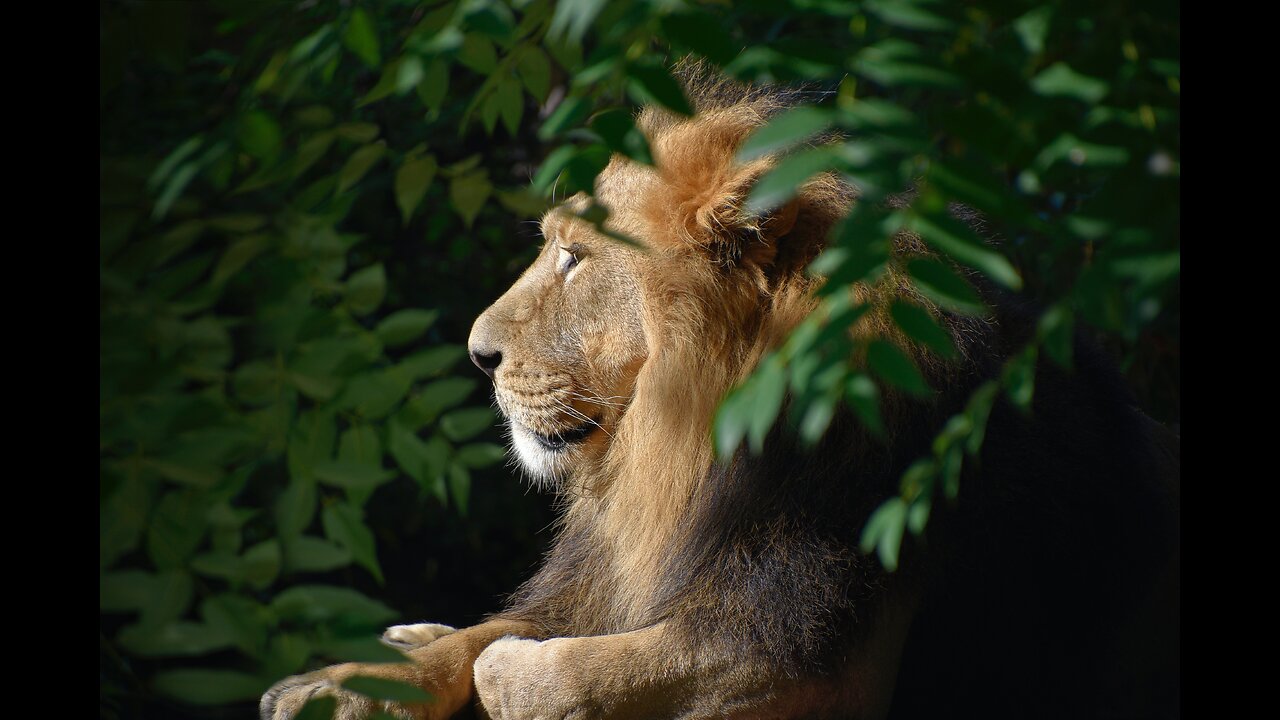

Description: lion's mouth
[531,420,597,451]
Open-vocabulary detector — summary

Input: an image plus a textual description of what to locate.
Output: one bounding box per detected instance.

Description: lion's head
[466,191,649,485]
[469,80,859,493]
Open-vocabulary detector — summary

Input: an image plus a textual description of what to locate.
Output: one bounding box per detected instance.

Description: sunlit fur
[485,68,980,638]
[263,65,1179,720]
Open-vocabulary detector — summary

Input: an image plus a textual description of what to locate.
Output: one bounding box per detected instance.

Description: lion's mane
[498,66,1179,718]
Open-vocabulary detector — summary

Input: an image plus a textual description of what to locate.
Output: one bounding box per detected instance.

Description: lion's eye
[557,246,580,275]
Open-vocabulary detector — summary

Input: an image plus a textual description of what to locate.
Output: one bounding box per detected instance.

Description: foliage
[100,0,1178,716]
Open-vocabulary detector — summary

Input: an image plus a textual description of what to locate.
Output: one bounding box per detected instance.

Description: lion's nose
[469,346,502,379]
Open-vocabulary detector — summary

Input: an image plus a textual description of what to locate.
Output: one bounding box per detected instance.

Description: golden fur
[262,68,1179,720]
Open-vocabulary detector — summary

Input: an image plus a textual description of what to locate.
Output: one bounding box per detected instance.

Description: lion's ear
[729,196,799,268]
[682,165,803,268]
[758,197,800,245]
[641,116,806,267]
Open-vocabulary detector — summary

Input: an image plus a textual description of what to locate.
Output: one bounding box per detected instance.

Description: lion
[263,70,1180,720]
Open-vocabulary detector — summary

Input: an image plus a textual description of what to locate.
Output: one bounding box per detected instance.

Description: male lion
[264,72,1179,720]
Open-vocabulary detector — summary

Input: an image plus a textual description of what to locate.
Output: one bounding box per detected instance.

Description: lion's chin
[508,420,581,485]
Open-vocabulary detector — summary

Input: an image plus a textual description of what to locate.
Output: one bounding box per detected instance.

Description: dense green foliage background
[100,1,1178,717]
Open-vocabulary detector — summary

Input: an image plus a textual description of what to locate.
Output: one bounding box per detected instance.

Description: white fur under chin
[509,421,570,483]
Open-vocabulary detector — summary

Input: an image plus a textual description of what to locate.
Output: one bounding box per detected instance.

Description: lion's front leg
[473,600,918,720]
[261,618,537,720]
[472,622,794,720]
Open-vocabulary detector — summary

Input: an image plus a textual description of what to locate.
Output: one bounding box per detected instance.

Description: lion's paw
[474,637,588,720]
[259,669,379,720]
[381,622,457,649]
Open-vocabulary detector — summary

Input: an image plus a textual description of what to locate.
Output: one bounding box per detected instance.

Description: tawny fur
[261,66,1178,720]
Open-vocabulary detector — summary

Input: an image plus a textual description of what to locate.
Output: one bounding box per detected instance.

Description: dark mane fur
[495,71,1179,719]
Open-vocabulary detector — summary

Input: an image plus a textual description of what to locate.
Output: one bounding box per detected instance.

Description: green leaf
[905,259,986,316]
[449,171,492,229]
[376,309,440,347]
[907,214,1022,290]
[323,502,384,583]
[337,142,387,195]
[907,495,932,536]
[439,407,495,442]
[746,147,838,215]
[456,33,497,73]
[147,491,209,569]
[747,356,786,454]
[101,570,159,612]
[1014,5,1052,55]
[845,373,885,437]
[660,11,738,64]
[287,371,341,402]
[387,421,450,498]
[713,384,751,458]
[479,91,501,136]
[532,144,610,196]
[1038,305,1074,368]
[345,263,387,316]
[101,474,154,569]
[101,569,195,627]
[416,58,450,111]
[1031,63,1109,104]
[415,378,478,422]
[859,497,908,571]
[890,302,957,359]
[337,370,412,419]
[118,621,233,657]
[241,538,285,589]
[626,61,693,116]
[152,162,200,221]
[454,442,505,469]
[211,233,271,286]
[292,131,337,178]
[296,697,336,720]
[798,392,838,445]
[190,540,280,589]
[538,96,592,140]
[153,670,267,705]
[1003,346,1037,411]
[395,154,438,225]
[270,585,397,625]
[335,122,381,143]
[591,110,653,165]
[313,460,395,490]
[865,0,955,31]
[339,423,382,466]
[516,46,552,102]
[547,0,605,43]
[1034,134,1131,171]
[494,77,524,136]
[448,463,471,515]
[867,341,931,397]
[284,535,354,573]
[962,382,999,460]
[395,56,425,94]
[396,345,467,381]
[200,594,270,657]
[343,8,381,68]
[738,107,834,162]
[237,111,282,160]
[144,458,220,488]
[314,635,410,664]
[462,0,515,39]
[149,136,203,192]
[341,676,433,703]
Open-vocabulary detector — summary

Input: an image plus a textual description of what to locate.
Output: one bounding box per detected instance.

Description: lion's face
[468,194,649,485]
[469,104,838,489]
